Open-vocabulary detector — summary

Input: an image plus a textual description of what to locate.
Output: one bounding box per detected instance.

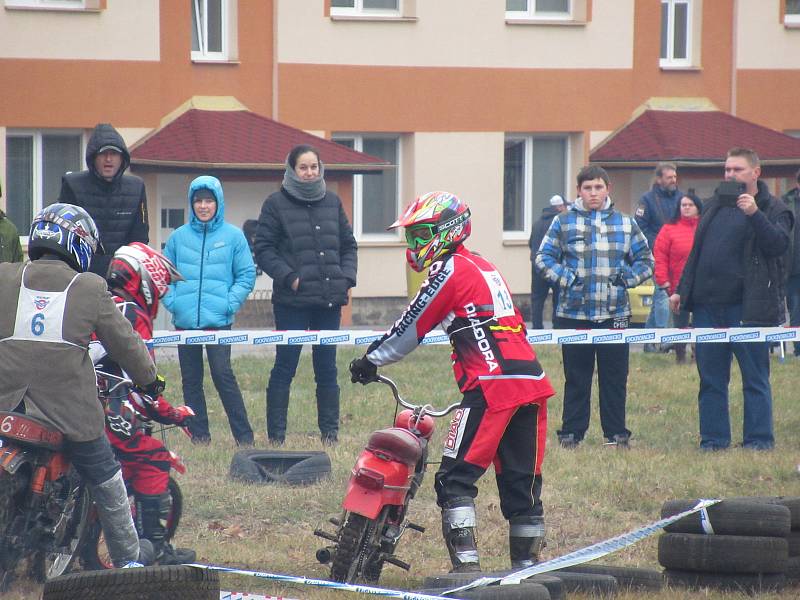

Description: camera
[716,180,746,207]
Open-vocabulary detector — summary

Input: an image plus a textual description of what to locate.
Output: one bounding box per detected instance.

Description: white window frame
[191,0,229,62]
[660,0,692,68]
[6,129,85,243]
[503,134,570,240]
[5,0,87,9]
[505,0,573,21]
[332,134,402,242]
[786,0,800,25]
[330,0,401,18]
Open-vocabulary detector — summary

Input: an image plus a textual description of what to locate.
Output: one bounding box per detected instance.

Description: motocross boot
[89,470,146,568]
[441,497,481,573]
[137,493,197,565]
[508,515,546,568]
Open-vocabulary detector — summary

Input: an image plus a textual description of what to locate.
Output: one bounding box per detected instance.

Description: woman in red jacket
[653,193,703,363]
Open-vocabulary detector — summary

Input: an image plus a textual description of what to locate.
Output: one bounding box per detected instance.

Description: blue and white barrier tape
[150,327,798,346]
[194,498,721,599]
[445,498,722,595]
[221,593,299,600]
[188,564,451,600]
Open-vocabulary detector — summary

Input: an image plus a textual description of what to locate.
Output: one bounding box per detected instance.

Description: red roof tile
[130,109,387,172]
[590,110,800,165]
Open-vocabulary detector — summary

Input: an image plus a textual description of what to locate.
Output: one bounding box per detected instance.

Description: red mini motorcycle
[314,375,459,584]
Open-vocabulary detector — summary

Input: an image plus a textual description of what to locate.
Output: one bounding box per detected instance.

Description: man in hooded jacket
[58,123,149,277]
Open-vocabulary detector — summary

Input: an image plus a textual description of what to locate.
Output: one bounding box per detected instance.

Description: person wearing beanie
[58,123,149,277]
[529,194,567,329]
[254,144,358,446]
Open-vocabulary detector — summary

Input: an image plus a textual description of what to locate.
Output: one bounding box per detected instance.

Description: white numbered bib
[8,264,80,345]
[481,269,515,319]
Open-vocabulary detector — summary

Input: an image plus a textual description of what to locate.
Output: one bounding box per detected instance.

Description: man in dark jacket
[782,168,800,356]
[58,123,149,277]
[529,194,566,329]
[636,162,682,351]
[670,148,793,451]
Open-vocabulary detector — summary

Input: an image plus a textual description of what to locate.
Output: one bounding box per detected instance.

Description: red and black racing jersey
[366,246,554,411]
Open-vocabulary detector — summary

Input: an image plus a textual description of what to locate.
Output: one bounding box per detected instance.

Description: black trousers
[555,316,630,441]
[530,274,558,330]
[64,435,121,486]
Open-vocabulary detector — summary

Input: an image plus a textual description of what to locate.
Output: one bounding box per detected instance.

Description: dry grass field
[7,343,800,599]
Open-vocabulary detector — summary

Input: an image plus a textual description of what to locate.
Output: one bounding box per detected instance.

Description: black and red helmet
[107,242,183,316]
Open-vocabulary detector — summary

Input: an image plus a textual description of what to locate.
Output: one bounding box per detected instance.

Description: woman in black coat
[254,144,358,445]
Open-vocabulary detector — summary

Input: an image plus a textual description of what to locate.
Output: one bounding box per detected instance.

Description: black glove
[138,374,166,398]
[349,356,378,385]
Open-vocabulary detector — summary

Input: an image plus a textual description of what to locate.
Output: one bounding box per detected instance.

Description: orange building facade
[1,0,799,301]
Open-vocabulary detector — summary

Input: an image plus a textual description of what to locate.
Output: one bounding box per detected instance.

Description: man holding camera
[670,148,793,451]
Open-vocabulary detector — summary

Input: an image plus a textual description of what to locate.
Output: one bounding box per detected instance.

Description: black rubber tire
[786,556,800,580]
[423,571,562,600]
[547,571,618,595]
[415,584,551,600]
[787,530,800,556]
[658,533,788,574]
[281,453,332,486]
[81,477,183,571]
[229,449,330,485]
[664,568,786,593]
[555,563,664,590]
[728,496,800,529]
[330,512,373,583]
[662,498,791,537]
[43,565,218,600]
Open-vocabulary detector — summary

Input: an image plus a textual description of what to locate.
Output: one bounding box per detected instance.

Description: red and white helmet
[107,242,183,316]
[389,191,471,272]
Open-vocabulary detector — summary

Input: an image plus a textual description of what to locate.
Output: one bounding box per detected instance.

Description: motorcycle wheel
[32,470,90,583]
[330,512,376,584]
[362,505,402,584]
[81,477,183,571]
[0,470,25,592]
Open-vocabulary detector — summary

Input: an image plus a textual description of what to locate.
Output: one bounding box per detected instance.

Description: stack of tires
[659,497,792,593]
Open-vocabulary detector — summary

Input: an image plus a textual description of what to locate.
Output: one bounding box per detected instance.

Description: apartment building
[2,0,800,312]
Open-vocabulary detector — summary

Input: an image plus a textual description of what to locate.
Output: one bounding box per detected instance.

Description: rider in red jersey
[350,191,555,573]
[96,242,196,565]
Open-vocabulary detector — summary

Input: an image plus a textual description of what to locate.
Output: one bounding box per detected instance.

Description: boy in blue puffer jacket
[163,175,256,445]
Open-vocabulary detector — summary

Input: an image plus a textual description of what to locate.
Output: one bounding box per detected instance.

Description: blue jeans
[645,285,671,329]
[786,275,800,355]
[267,304,342,440]
[693,304,774,450]
[178,326,254,444]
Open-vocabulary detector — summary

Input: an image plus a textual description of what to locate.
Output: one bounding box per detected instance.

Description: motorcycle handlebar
[376,374,461,418]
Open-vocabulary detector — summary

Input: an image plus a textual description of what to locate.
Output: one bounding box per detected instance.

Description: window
[161,208,185,230]
[333,135,400,240]
[5,0,88,9]
[5,131,83,237]
[786,0,800,25]
[330,0,401,17]
[506,0,572,20]
[660,0,691,67]
[503,136,568,237]
[191,0,228,60]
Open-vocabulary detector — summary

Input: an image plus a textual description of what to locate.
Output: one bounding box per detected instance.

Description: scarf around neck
[282,160,327,202]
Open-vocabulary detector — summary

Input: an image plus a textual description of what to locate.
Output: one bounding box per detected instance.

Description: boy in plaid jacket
[536,165,653,449]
